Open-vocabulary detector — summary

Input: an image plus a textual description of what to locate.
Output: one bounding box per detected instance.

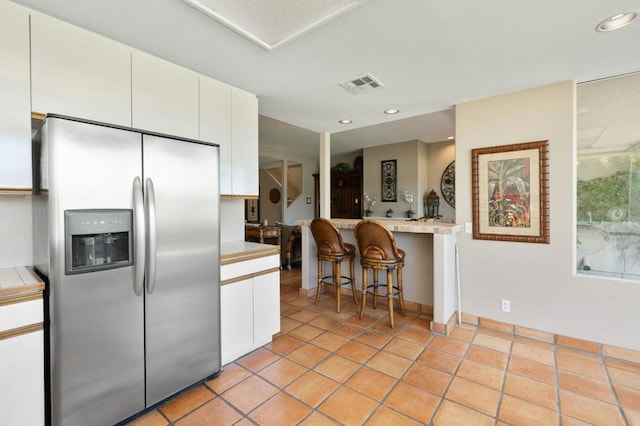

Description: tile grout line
[142,270,638,425]
[553,346,564,426]
[602,356,630,426]
[493,333,515,424]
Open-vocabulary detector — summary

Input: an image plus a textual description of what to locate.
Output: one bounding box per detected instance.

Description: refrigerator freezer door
[143,134,221,406]
[44,117,145,425]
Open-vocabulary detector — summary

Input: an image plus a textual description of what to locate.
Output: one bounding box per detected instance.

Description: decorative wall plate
[269,188,281,203]
[441,161,455,208]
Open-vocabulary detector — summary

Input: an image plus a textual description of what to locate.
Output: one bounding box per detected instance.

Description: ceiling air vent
[340,73,385,94]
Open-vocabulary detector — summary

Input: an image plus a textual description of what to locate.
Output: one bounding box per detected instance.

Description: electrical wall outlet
[464,222,472,233]
[501,299,511,313]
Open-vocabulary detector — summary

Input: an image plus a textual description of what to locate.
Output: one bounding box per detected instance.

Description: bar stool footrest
[363,283,402,298]
[320,275,353,287]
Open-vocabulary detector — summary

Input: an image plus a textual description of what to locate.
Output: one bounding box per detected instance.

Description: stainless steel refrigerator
[32,115,221,425]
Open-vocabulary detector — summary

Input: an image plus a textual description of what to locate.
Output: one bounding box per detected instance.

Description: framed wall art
[471,140,550,243]
[381,159,397,202]
[245,198,259,222]
[441,161,455,208]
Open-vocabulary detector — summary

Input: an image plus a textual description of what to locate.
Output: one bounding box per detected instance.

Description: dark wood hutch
[313,170,363,219]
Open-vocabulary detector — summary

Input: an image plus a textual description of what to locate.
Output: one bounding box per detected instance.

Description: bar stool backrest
[310,218,349,256]
[354,220,402,261]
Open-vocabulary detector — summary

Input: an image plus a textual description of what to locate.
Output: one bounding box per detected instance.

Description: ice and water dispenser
[64,210,133,274]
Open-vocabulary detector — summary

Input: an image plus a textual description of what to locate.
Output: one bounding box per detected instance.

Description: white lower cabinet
[221,254,280,365]
[0,295,44,426]
[0,330,44,426]
[253,271,281,346]
[221,277,254,364]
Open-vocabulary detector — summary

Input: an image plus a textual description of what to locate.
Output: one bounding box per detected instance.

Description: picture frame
[381,159,397,202]
[471,140,550,243]
[245,198,259,222]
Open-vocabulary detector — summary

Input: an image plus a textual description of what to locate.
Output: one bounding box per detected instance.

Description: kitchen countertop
[0,267,45,301]
[221,241,280,265]
[295,218,463,234]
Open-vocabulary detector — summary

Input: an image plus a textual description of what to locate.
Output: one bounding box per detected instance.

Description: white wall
[259,168,283,225]
[456,81,640,351]
[427,141,455,221]
[331,151,361,169]
[0,196,32,268]
[362,139,454,220]
[220,198,244,243]
[259,145,317,224]
[363,140,423,218]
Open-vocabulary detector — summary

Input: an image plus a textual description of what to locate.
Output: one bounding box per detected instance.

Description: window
[576,73,640,280]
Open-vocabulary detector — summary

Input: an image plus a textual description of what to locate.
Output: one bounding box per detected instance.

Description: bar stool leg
[387,269,394,328]
[397,265,406,316]
[335,260,342,313]
[314,259,323,305]
[359,266,368,319]
[349,258,358,305]
[372,269,379,309]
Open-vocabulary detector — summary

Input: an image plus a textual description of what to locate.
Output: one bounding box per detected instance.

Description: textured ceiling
[180,0,365,49]
[11,0,640,155]
[577,72,640,155]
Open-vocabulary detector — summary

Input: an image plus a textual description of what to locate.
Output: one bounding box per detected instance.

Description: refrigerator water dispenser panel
[65,209,133,274]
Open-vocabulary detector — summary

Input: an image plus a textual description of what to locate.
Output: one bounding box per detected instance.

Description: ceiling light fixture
[339,119,352,124]
[384,109,400,115]
[596,11,638,32]
[447,136,455,140]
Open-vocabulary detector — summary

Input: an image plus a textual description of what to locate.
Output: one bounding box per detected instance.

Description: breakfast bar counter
[296,218,463,333]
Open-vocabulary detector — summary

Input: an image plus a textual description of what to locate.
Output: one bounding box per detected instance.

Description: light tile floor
[129,268,640,425]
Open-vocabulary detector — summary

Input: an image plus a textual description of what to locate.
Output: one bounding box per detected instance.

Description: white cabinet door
[253,271,281,346]
[220,278,254,365]
[132,51,199,139]
[0,331,44,426]
[200,77,232,194]
[0,1,31,189]
[30,12,131,127]
[231,88,259,196]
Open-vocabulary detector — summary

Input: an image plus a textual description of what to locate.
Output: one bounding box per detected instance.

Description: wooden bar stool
[354,219,406,328]
[310,218,358,312]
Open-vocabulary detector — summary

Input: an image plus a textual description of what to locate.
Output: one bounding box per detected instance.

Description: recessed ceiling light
[384,109,400,115]
[596,11,638,32]
[339,119,352,124]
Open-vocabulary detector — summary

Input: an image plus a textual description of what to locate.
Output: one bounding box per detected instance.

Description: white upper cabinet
[30,12,132,127]
[231,88,259,196]
[132,51,199,140]
[200,79,259,196]
[0,1,31,189]
[200,77,232,194]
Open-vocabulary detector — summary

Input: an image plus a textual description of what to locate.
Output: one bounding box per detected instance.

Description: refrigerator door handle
[145,178,158,294]
[133,176,146,297]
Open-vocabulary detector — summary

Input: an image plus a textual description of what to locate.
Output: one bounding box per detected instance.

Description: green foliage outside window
[576,155,640,223]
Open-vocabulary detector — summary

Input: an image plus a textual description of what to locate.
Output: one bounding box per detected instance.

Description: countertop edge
[295,218,463,234]
[0,267,45,303]
[221,241,280,265]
